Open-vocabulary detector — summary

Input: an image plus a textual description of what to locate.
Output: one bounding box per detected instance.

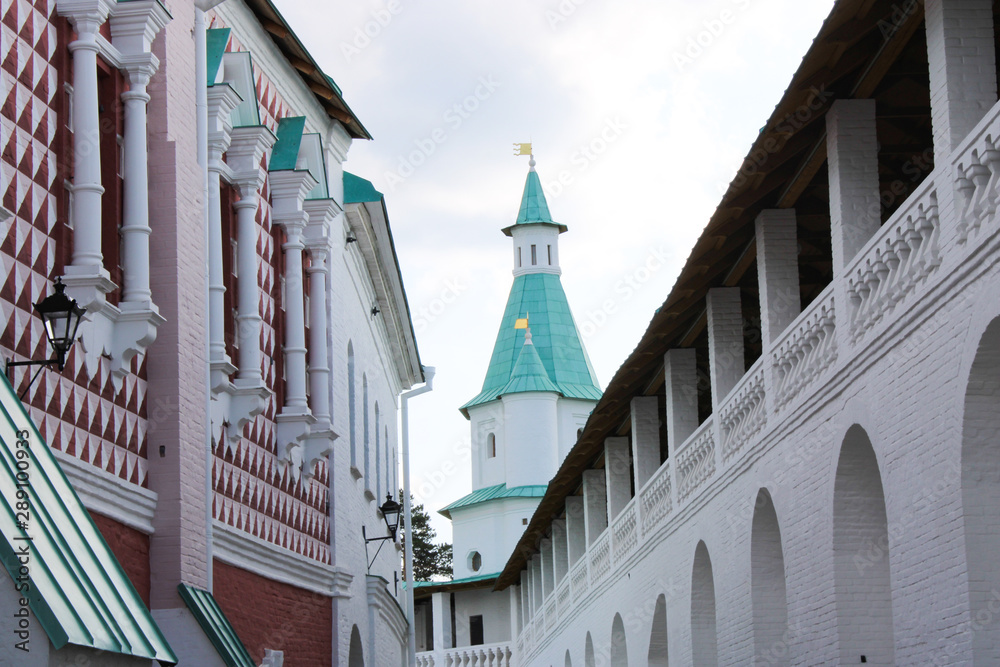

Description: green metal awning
[268,116,307,171]
[0,375,177,663]
[343,171,384,204]
[438,483,547,519]
[177,584,255,667]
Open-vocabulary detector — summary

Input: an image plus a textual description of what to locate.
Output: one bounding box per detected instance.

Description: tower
[442,156,603,579]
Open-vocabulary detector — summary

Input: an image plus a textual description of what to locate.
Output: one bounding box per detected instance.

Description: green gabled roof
[502,167,568,236]
[0,376,177,663]
[205,28,230,85]
[498,332,560,395]
[410,572,499,589]
[268,116,307,171]
[461,273,602,415]
[438,483,547,519]
[343,171,384,204]
[177,585,255,667]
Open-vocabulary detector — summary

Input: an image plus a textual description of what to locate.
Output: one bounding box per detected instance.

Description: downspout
[401,366,435,666]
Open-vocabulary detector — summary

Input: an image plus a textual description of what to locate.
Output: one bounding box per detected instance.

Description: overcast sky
[281,0,837,543]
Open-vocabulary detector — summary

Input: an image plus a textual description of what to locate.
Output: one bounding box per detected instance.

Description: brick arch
[610,612,628,666]
[691,540,718,666]
[648,593,669,666]
[961,315,1000,665]
[833,425,894,665]
[751,488,788,666]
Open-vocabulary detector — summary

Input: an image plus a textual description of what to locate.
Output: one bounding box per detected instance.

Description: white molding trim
[212,520,352,597]
[367,575,408,644]
[52,449,157,533]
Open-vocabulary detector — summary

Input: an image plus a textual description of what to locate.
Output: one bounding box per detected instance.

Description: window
[98,60,125,304]
[531,244,537,265]
[363,374,370,492]
[375,402,381,501]
[522,517,528,525]
[517,247,522,267]
[486,433,496,459]
[469,551,482,572]
[470,615,484,646]
[220,182,238,361]
[547,244,552,265]
[348,342,357,469]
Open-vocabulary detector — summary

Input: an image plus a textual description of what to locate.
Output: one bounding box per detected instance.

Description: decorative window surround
[57,0,170,389]
[302,198,342,480]
[52,448,158,534]
[212,520,352,597]
[212,125,276,452]
[270,167,319,469]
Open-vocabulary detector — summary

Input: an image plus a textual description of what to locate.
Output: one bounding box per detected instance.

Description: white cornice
[212,520,352,597]
[366,575,408,642]
[53,449,157,534]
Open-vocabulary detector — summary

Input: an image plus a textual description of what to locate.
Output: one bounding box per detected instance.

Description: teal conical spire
[498,329,561,396]
[502,157,568,236]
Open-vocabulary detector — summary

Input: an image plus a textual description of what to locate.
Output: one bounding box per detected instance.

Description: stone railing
[640,458,672,534]
[845,182,940,341]
[415,642,514,667]
[571,557,588,600]
[612,502,638,562]
[556,578,570,615]
[955,100,1000,244]
[589,531,612,584]
[718,357,766,461]
[770,285,837,410]
[545,599,557,630]
[675,419,717,501]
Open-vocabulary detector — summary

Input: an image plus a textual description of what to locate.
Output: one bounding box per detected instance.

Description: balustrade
[718,358,766,461]
[675,419,717,501]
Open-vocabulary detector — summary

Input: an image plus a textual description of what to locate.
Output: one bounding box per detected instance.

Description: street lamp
[5,278,86,397]
[363,493,403,572]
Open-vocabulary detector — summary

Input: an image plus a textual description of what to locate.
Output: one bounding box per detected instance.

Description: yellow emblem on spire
[513,142,532,156]
[514,313,529,329]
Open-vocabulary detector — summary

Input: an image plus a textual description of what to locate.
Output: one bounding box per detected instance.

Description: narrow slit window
[531,245,537,265]
[517,247,522,267]
[547,245,552,265]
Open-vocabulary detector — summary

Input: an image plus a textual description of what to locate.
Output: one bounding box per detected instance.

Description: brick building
[493,0,1000,665]
[0,0,422,665]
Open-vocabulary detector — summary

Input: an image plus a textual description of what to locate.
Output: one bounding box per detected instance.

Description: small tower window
[486,432,496,459]
[517,247,522,267]
[531,245,537,265]
[469,551,482,572]
[547,245,552,265]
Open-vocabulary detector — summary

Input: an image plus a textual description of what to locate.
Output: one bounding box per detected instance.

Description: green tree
[400,491,452,581]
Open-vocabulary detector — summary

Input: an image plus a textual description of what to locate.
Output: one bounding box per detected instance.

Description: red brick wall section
[88,512,151,607]
[213,560,332,665]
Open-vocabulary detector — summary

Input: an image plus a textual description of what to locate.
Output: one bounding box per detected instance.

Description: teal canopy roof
[461,273,602,415]
[268,116,307,171]
[343,171,384,204]
[177,585,255,667]
[0,376,177,663]
[498,332,560,395]
[502,167,567,236]
[438,483,547,519]
[205,28,230,85]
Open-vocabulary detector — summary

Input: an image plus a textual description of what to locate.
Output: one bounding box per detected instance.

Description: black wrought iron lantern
[379,494,402,541]
[34,278,86,371]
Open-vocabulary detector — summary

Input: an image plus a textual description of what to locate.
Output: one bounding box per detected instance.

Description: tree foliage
[400,491,452,581]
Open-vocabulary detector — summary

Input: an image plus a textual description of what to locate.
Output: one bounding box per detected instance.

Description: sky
[280,0,837,542]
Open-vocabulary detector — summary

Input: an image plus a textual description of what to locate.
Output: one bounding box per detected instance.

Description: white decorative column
[630,396,660,492]
[756,209,801,347]
[604,437,631,520]
[565,496,586,566]
[430,591,453,651]
[217,126,275,450]
[706,287,744,411]
[540,538,554,597]
[269,169,319,464]
[582,469,608,546]
[57,0,115,305]
[552,519,568,582]
[302,199,341,478]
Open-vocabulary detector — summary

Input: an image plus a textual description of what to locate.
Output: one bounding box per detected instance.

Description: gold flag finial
[513,142,532,156]
[514,312,529,329]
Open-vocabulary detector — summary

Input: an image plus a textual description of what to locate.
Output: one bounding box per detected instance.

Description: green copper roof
[498,332,560,395]
[343,171,383,204]
[502,168,568,236]
[410,572,499,589]
[461,273,602,415]
[177,585,255,667]
[0,375,177,663]
[205,29,230,85]
[439,483,548,519]
[268,116,307,171]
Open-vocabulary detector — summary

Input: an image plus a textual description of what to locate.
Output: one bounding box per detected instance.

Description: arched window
[487,432,496,459]
[610,613,628,666]
[375,402,381,501]
[962,317,1000,665]
[691,541,718,665]
[648,594,668,666]
[347,342,356,470]
[385,425,391,497]
[584,632,595,667]
[752,489,788,666]
[363,374,370,493]
[833,426,894,664]
[348,625,364,667]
